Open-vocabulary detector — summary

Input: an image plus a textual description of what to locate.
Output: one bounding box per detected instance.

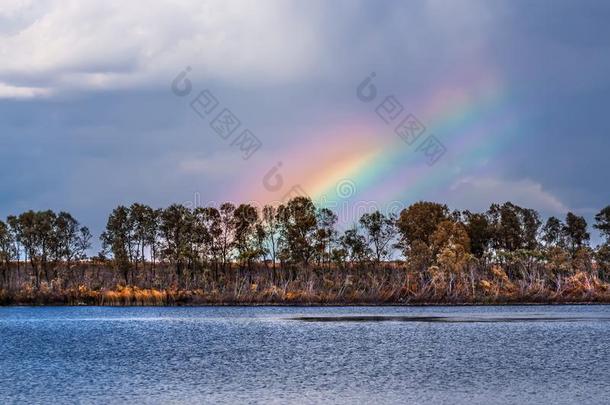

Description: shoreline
[3,301,610,308]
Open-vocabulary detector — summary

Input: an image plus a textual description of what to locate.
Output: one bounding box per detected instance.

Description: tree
[486,202,541,252]
[6,215,21,274]
[0,220,16,287]
[542,216,565,247]
[462,211,491,258]
[430,219,472,295]
[594,206,610,243]
[315,208,338,269]
[159,204,193,286]
[487,202,523,251]
[430,220,471,259]
[233,204,260,270]
[16,210,57,286]
[396,201,448,253]
[563,212,590,253]
[276,197,318,267]
[520,207,541,250]
[54,211,91,270]
[596,243,610,281]
[218,203,236,271]
[146,209,162,273]
[359,210,396,265]
[196,207,222,279]
[129,203,156,273]
[261,205,280,277]
[340,227,370,266]
[101,206,133,284]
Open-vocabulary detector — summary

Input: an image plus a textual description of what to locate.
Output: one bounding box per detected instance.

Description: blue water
[1,305,610,404]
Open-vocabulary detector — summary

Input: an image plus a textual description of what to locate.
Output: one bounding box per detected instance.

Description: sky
[1,0,610,247]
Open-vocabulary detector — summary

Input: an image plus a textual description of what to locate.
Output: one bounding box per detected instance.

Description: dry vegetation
[1,261,609,306]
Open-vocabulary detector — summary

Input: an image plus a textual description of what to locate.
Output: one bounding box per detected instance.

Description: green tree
[6,216,22,275]
[198,207,223,279]
[129,203,155,273]
[101,206,133,284]
[596,243,610,281]
[594,206,610,243]
[147,209,162,273]
[218,203,236,271]
[233,204,260,270]
[276,197,318,267]
[16,210,58,286]
[563,212,590,253]
[359,211,396,265]
[542,216,565,247]
[520,207,541,250]
[261,205,280,277]
[487,202,523,251]
[462,211,491,258]
[315,208,338,269]
[0,220,17,287]
[159,204,193,286]
[340,227,370,267]
[53,212,91,279]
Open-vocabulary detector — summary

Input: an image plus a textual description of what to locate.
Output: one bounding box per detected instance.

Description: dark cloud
[1,0,610,248]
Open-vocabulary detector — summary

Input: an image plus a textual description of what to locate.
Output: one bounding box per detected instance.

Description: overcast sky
[1,0,609,247]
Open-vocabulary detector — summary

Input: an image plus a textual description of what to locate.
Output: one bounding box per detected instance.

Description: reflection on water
[1,305,610,404]
[291,314,610,323]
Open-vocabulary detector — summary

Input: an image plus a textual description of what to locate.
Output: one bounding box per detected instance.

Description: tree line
[2,197,610,303]
[0,211,91,288]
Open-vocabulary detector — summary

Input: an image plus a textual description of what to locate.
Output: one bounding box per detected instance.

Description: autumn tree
[396,202,448,275]
[396,202,448,249]
[429,219,472,296]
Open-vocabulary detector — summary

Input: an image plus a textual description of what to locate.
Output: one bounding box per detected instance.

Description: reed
[1,262,610,305]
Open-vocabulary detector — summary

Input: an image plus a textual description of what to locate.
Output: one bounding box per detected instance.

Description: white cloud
[0,0,324,97]
[178,153,245,176]
[0,82,51,98]
[448,177,570,215]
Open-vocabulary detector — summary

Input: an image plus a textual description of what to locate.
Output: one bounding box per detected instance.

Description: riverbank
[2,260,610,306]
[2,284,610,306]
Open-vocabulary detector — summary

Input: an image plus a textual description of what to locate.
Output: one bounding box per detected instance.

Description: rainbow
[234,64,520,214]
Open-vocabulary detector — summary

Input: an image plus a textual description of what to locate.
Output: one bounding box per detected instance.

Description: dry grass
[2,263,610,305]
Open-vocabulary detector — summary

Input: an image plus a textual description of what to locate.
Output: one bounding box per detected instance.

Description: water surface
[1,305,609,404]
